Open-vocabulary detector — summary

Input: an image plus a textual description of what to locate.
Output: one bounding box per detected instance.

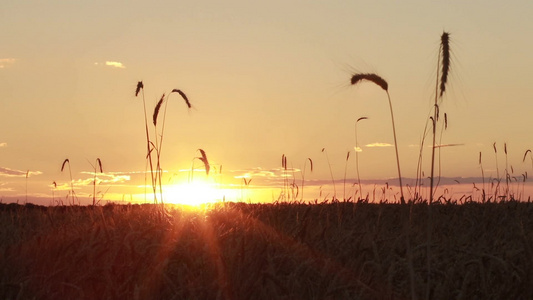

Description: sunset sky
[2,1,533,205]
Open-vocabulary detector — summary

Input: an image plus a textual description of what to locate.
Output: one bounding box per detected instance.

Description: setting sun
[163,179,222,206]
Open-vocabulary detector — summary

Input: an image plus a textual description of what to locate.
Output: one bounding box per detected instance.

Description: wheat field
[1,201,532,299]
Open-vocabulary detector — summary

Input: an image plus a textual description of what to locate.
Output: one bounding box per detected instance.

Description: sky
[2,0,533,205]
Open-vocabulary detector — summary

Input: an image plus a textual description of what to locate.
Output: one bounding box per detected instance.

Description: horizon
[2,1,533,205]
[3,174,532,206]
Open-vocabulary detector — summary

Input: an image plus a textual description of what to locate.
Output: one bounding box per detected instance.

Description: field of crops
[1,201,532,299]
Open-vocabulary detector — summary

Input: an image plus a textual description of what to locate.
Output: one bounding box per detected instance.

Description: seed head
[351,73,388,91]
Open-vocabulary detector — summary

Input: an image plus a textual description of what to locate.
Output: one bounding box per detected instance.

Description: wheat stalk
[321,148,337,200]
[89,158,103,206]
[427,31,452,300]
[430,31,452,204]
[300,158,313,202]
[343,151,350,201]
[479,152,486,202]
[155,89,192,203]
[350,73,405,204]
[61,158,77,205]
[134,81,158,204]
[354,117,368,201]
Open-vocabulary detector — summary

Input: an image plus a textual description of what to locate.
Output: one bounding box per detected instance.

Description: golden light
[163,178,222,206]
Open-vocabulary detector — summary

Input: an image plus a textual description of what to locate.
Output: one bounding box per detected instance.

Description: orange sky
[2,1,533,205]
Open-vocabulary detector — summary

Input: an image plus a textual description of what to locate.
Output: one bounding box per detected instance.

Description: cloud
[106,61,125,68]
[0,58,16,68]
[434,143,465,148]
[0,182,13,192]
[354,146,363,152]
[78,172,131,185]
[93,61,126,68]
[232,167,278,179]
[365,142,393,148]
[0,142,6,148]
[0,167,42,177]
[408,143,465,149]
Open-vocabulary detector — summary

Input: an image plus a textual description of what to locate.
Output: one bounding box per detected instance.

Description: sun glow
[163,179,222,206]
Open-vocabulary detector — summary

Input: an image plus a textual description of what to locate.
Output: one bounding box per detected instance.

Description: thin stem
[386,91,405,204]
[427,35,443,300]
[354,118,366,201]
[343,151,350,201]
[93,165,96,206]
[322,149,336,200]
[141,89,157,204]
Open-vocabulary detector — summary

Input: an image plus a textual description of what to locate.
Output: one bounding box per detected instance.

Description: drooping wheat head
[523,149,533,170]
[197,149,210,176]
[351,73,388,91]
[171,89,192,108]
[153,94,165,126]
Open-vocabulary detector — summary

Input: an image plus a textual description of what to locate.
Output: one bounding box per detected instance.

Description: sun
[163,179,222,206]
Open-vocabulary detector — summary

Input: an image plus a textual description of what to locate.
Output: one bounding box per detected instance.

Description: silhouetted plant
[354,116,368,201]
[135,82,191,205]
[350,74,405,204]
[89,158,103,206]
[61,158,77,205]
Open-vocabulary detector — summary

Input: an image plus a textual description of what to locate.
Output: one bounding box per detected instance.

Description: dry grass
[1,201,532,299]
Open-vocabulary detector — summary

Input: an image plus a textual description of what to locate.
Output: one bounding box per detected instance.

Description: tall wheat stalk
[429,32,451,204]
[350,74,405,204]
[135,82,191,205]
[135,81,158,203]
[427,31,451,300]
[154,89,191,203]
